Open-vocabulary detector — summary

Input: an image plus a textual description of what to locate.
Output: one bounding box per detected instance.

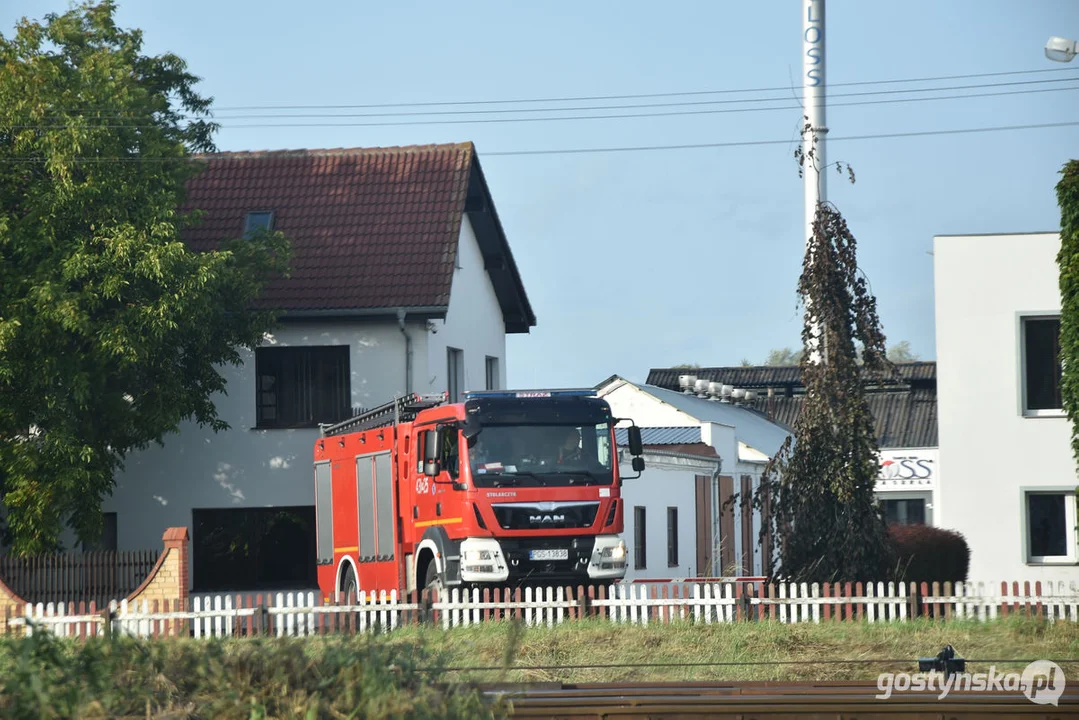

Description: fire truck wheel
[341,565,358,603]
[424,561,443,593]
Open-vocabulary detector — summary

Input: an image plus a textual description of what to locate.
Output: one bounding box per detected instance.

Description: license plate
[529,549,569,561]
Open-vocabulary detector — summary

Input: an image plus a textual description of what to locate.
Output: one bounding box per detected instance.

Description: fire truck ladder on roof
[319,393,447,437]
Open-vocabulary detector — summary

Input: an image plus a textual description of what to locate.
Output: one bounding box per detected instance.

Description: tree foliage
[737,129,897,583]
[0,2,290,553]
[1057,160,1079,474]
[763,341,917,367]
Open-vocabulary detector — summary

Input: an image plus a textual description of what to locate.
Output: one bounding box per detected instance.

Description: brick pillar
[0,576,26,636]
[126,527,190,616]
[162,527,190,610]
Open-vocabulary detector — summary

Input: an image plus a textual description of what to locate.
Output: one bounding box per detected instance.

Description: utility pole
[803,0,827,363]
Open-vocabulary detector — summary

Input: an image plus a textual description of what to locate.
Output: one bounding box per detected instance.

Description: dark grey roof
[644,362,937,449]
[615,427,702,446]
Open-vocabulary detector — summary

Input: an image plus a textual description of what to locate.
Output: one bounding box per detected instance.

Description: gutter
[396,308,413,395]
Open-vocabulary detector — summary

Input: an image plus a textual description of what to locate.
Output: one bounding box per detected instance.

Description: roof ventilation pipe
[678,374,697,394]
[706,382,723,402]
[719,384,733,403]
[694,378,710,398]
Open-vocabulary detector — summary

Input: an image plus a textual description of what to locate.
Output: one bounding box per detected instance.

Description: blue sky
[9,1,1079,388]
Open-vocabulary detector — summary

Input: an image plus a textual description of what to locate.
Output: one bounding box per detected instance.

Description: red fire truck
[313,389,645,601]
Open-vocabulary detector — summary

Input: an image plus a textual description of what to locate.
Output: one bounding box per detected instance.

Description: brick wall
[1,527,189,636]
[125,527,190,611]
[0,576,22,635]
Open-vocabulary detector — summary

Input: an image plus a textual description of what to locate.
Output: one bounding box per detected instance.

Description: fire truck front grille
[490,502,599,530]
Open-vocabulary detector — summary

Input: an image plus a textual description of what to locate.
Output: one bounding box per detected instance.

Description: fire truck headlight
[602,541,627,561]
[459,538,509,582]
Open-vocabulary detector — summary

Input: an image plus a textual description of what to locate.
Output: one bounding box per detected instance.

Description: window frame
[485,356,499,390]
[191,506,318,592]
[82,512,118,553]
[1020,486,1078,565]
[634,505,647,570]
[667,506,679,568]
[1018,312,1065,418]
[255,345,351,430]
[447,347,464,402]
[244,210,275,237]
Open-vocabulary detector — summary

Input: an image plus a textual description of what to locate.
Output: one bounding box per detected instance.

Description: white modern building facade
[935,231,1078,583]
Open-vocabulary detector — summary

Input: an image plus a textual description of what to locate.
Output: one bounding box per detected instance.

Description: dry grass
[384,615,1079,684]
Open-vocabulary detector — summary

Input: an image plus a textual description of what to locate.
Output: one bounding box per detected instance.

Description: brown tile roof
[181,142,535,332]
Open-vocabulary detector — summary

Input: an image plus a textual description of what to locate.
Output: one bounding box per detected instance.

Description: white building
[596,376,792,578]
[97,143,535,593]
[935,231,1078,583]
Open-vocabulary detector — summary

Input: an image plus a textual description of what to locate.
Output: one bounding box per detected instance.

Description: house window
[244,211,274,236]
[193,506,318,591]
[1022,316,1063,415]
[883,499,926,526]
[447,347,464,402]
[667,507,679,567]
[256,346,350,429]
[485,356,499,390]
[634,506,647,569]
[1025,491,1077,564]
[82,512,118,552]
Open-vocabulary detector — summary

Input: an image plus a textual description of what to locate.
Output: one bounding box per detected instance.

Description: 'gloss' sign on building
[878,449,937,484]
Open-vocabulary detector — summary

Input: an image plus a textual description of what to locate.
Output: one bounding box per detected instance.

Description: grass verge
[387,615,1079,684]
[0,617,1075,717]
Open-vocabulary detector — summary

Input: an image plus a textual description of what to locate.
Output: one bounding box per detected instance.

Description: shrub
[0,628,502,719]
[888,523,970,584]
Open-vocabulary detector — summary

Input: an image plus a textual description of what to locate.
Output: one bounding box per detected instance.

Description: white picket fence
[8,580,1079,639]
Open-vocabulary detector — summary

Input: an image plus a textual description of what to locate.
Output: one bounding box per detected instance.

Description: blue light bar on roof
[462,388,596,400]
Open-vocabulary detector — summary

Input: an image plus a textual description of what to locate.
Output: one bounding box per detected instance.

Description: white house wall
[934,232,1077,583]
[102,318,422,557]
[426,215,507,395]
[618,456,709,580]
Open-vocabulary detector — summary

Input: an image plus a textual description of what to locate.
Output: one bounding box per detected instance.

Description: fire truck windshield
[465,422,614,487]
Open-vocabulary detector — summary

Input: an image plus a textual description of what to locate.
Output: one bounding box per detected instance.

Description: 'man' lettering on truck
[312,389,646,601]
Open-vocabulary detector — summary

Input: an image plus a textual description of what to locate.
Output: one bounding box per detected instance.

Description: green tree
[0,2,290,554]
[765,347,804,366]
[739,130,896,583]
[1058,161,1079,474]
[886,340,919,363]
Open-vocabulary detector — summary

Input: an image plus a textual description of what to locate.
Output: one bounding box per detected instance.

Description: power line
[0,120,1073,163]
[206,76,1079,119]
[481,121,1079,157]
[12,84,1079,131]
[203,66,1079,111]
[32,75,1079,124]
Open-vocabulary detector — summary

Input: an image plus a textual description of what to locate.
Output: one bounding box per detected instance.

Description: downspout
[711,460,722,577]
[396,308,412,395]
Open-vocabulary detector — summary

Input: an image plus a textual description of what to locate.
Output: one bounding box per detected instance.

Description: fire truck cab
[313,389,645,601]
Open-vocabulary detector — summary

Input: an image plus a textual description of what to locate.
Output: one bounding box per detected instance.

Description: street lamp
[1045,36,1078,63]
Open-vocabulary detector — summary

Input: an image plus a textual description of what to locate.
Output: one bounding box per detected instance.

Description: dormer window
[244,211,274,237]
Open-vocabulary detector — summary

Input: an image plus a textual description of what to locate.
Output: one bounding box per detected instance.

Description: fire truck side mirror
[632,456,645,472]
[422,428,441,476]
[627,425,644,456]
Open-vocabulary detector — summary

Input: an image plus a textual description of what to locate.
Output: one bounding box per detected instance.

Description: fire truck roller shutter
[416,526,462,588]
